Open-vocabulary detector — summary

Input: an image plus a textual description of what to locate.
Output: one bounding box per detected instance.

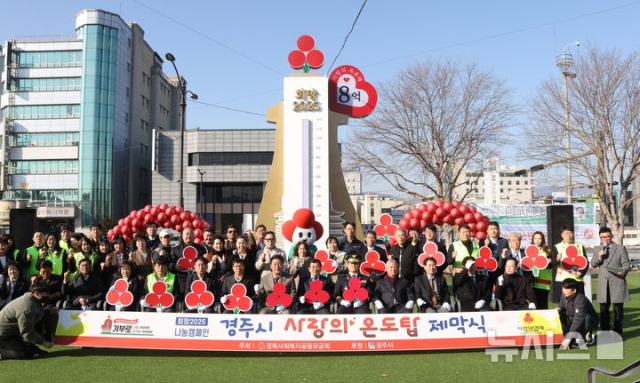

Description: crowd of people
[0,219,631,358]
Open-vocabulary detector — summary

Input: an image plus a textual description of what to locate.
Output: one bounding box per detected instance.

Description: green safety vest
[59,240,70,253]
[554,242,586,282]
[532,247,552,291]
[45,249,66,276]
[69,251,97,280]
[146,272,176,294]
[452,240,479,272]
[25,246,42,277]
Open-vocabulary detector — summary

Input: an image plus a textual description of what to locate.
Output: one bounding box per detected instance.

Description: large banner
[55,310,563,352]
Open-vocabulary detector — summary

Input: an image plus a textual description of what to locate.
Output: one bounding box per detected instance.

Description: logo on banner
[329,65,378,118]
[374,214,397,242]
[417,242,446,268]
[314,250,338,276]
[561,245,588,272]
[223,283,253,314]
[360,251,386,279]
[520,245,550,277]
[476,247,498,275]
[304,280,330,304]
[106,279,134,311]
[266,282,293,310]
[177,246,198,273]
[185,280,215,313]
[145,281,174,312]
[288,35,324,73]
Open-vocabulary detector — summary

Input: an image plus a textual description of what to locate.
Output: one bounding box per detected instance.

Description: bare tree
[528,47,640,243]
[345,59,516,202]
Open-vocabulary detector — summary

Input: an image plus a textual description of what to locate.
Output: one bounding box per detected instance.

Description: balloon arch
[108,204,209,244]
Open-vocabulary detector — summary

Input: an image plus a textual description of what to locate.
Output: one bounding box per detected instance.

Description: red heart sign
[475,246,498,273]
[520,245,550,277]
[561,245,588,271]
[418,242,446,267]
[329,65,378,118]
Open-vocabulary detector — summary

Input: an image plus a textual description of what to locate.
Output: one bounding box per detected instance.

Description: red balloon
[476,231,487,240]
[107,229,113,238]
[157,212,167,223]
[476,221,487,232]
[398,219,409,231]
[136,210,145,220]
[192,220,202,229]
[464,213,475,223]
[404,212,412,221]
[190,213,199,221]
[468,223,477,232]
[194,228,203,238]
[159,203,169,211]
[121,225,131,235]
[459,205,469,215]
[144,214,153,224]
[452,201,461,208]
[469,206,477,214]
[144,205,153,213]
[112,226,121,235]
[194,238,203,245]
[418,203,428,212]
[411,209,421,219]
[122,234,131,244]
[483,216,490,225]
[434,200,443,207]
[433,216,443,226]
[118,219,125,226]
[454,217,465,226]
[420,220,427,230]
[175,224,183,232]
[426,203,437,214]
[410,218,420,229]
[202,221,210,228]
[474,212,484,222]
[449,208,460,218]
[150,207,159,217]
[124,217,132,227]
[180,212,189,222]
[421,211,432,223]
[131,218,140,228]
[182,220,192,229]
[163,221,171,228]
[435,208,446,218]
[175,206,184,214]
[165,207,175,217]
[388,237,398,247]
[170,215,180,224]
[129,211,136,218]
[442,201,453,212]
[442,215,454,225]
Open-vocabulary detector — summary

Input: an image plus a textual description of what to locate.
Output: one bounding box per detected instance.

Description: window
[13,51,82,68]
[2,105,80,120]
[10,132,79,147]
[189,152,274,166]
[9,160,78,174]
[12,77,81,92]
[142,72,151,86]
[2,189,78,203]
[141,119,149,131]
[126,87,130,97]
[141,95,150,109]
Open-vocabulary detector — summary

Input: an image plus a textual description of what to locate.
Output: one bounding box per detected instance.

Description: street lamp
[556,42,580,204]
[165,52,198,208]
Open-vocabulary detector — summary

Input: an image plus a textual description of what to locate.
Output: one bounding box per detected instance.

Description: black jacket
[453,268,491,312]
[298,274,332,311]
[390,242,418,282]
[373,276,414,309]
[414,274,450,308]
[495,273,536,309]
[333,273,374,303]
[0,277,28,308]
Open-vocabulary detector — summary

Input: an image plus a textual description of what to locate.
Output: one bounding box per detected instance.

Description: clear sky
[3,0,639,196]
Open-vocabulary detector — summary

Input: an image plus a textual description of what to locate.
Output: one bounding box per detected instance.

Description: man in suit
[373,260,414,313]
[495,258,537,310]
[591,227,630,335]
[479,221,509,260]
[0,262,28,309]
[334,254,373,314]
[297,259,331,314]
[499,232,526,274]
[221,258,256,308]
[257,255,296,314]
[0,238,19,276]
[390,229,418,283]
[414,257,451,313]
[358,230,387,261]
[64,258,104,310]
[453,257,492,312]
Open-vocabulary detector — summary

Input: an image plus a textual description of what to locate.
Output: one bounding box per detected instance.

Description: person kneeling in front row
[557,278,598,349]
[414,257,452,313]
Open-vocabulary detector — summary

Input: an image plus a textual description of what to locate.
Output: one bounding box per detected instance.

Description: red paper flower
[145,281,174,309]
[417,242,446,267]
[343,277,369,302]
[106,279,134,307]
[185,280,215,311]
[176,246,198,272]
[304,280,330,304]
[223,283,253,314]
[475,246,498,274]
[266,282,293,308]
[373,214,397,241]
[314,250,337,275]
[561,245,588,272]
[288,35,324,72]
[360,251,386,278]
[520,245,550,277]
